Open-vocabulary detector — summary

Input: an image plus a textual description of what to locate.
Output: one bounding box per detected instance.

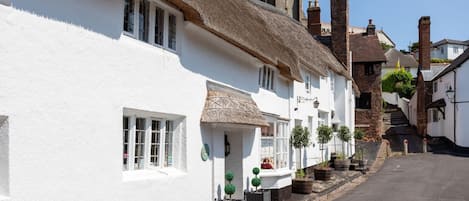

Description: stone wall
[353,62,383,138]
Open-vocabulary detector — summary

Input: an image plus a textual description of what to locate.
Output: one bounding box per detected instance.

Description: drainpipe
[453,70,457,150]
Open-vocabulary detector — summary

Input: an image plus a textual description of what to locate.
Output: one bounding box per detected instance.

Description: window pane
[164,121,173,167]
[261,123,275,169]
[270,69,274,90]
[123,0,134,33]
[262,66,266,88]
[154,7,164,45]
[134,118,146,170]
[123,117,130,171]
[168,14,177,50]
[150,120,161,166]
[138,0,149,42]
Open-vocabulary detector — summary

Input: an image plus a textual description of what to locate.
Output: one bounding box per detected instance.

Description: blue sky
[303,0,469,50]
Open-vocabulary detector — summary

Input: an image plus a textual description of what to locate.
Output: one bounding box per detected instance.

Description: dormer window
[123,0,179,51]
[259,66,276,91]
[259,0,276,6]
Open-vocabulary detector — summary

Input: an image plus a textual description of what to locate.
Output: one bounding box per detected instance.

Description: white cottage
[427,49,469,151]
[0,0,357,201]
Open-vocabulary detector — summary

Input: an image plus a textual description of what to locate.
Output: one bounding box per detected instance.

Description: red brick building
[308,0,386,138]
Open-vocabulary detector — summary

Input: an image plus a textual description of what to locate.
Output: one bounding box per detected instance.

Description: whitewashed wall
[432,44,468,60]
[455,61,469,147]
[408,93,418,127]
[0,1,291,201]
[427,71,453,141]
[291,69,355,170]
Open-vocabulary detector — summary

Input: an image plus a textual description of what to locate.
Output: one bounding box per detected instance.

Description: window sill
[121,32,178,54]
[259,168,292,177]
[122,167,186,182]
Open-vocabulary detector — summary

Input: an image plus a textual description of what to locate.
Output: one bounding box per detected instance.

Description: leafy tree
[382,68,415,99]
[381,43,393,51]
[409,42,419,52]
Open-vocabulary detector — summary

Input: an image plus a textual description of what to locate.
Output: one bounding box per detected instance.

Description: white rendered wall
[432,44,468,60]
[0,2,291,201]
[428,72,454,142]
[0,116,9,198]
[455,62,469,147]
[408,92,418,127]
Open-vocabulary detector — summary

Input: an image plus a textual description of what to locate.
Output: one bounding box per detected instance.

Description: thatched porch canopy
[201,81,268,127]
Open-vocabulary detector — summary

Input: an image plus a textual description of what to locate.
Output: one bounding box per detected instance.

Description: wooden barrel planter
[334,159,351,171]
[313,168,332,181]
[292,178,313,194]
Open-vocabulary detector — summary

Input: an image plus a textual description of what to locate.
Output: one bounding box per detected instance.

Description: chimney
[307,0,321,36]
[331,0,350,70]
[366,19,376,35]
[418,16,431,70]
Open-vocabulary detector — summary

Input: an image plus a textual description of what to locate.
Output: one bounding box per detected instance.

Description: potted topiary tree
[224,171,236,201]
[334,126,351,171]
[353,129,368,169]
[314,125,333,181]
[245,167,271,201]
[290,125,313,194]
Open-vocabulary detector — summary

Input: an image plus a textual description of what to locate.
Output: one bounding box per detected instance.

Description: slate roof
[384,48,418,68]
[432,39,469,48]
[433,49,469,80]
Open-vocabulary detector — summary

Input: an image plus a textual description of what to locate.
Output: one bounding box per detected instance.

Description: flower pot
[334,159,351,171]
[358,159,368,168]
[292,178,313,194]
[245,189,271,201]
[313,167,332,181]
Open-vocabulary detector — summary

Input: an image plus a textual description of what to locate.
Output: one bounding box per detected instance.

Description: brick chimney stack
[418,16,431,70]
[307,0,321,36]
[331,0,350,70]
[366,19,376,36]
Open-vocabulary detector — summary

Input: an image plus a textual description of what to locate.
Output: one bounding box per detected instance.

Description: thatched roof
[167,0,353,81]
[384,48,418,68]
[201,81,269,127]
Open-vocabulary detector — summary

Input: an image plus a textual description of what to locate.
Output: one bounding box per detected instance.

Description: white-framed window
[330,72,335,91]
[305,73,311,93]
[318,111,328,126]
[260,121,289,169]
[453,46,459,54]
[259,66,276,91]
[123,110,184,171]
[433,81,438,93]
[123,0,179,51]
[429,109,439,123]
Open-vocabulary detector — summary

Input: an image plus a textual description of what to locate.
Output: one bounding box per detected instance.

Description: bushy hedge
[382,68,415,99]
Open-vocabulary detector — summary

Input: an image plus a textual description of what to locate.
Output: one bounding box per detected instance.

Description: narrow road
[335,154,469,201]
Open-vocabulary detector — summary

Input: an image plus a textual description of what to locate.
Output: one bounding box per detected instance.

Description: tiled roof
[350,33,387,63]
[432,39,469,47]
[316,33,387,63]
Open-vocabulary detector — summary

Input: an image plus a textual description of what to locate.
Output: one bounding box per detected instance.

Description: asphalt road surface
[336,154,469,201]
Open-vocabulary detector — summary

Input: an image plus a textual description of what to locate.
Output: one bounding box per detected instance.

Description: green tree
[382,68,415,99]
[409,42,419,52]
[381,43,393,51]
